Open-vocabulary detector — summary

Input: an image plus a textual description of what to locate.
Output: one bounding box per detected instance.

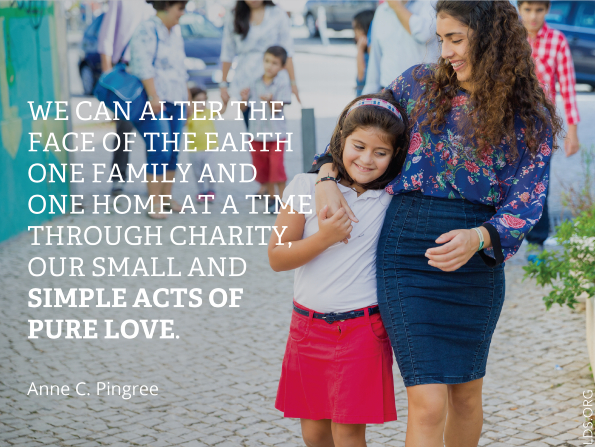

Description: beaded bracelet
[315,176,337,186]
[473,227,485,251]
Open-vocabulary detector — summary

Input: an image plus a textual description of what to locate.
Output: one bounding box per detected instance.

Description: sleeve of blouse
[386,64,418,113]
[220,15,237,63]
[128,21,157,81]
[481,124,553,265]
[276,8,295,58]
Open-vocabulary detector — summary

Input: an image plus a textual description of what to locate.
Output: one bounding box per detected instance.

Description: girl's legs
[331,422,366,447]
[301,419,334,447]
[444,378,483,447]
[301,420,366,447]
[405,379,484,447]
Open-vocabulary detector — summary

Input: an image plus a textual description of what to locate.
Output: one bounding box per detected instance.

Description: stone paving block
[0,132,590,447]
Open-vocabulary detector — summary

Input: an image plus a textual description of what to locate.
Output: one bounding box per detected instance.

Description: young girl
[268,90,409,447]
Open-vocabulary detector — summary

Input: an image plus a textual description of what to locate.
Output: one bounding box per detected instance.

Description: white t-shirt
[282,174,392,313]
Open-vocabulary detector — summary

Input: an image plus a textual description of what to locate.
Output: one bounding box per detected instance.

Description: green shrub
[523,206,595,310]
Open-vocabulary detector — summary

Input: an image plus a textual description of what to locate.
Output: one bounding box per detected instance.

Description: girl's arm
[268,205,353,272]
[315,164,358,223]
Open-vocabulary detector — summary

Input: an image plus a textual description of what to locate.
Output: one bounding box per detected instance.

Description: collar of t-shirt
[337,182,384,201]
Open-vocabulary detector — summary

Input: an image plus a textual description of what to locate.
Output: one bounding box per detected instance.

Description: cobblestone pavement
[2,86,594,446]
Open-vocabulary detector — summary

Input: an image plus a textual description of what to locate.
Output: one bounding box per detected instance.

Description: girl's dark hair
[328,90,409,191]
[352,9,375,35]
[146,1,188,12]
[234,1,275,40]
[412,0,562,159]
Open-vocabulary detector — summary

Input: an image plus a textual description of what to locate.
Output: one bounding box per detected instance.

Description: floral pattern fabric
[386,64,552,262]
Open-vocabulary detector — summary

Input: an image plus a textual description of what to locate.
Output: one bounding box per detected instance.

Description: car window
[179,14,222,39]
[574,1,595,29]
[546,1,572,24]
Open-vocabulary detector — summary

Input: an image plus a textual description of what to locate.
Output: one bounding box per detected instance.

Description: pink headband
[346,98,403,121]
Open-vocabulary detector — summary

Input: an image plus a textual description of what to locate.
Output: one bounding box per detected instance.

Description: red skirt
[275,302,397,424]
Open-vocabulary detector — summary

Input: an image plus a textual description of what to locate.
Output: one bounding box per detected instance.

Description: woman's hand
[317,205,353,246]
[149,96,164,115]
[220,87,230,104]
[315,165,358,223]
[425,227,490,272]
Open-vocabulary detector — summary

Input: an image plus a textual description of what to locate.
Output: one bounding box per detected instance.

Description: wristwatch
[219,81,229,88]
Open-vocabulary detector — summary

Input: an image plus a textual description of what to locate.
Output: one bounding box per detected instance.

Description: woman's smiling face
[436,13,473,89]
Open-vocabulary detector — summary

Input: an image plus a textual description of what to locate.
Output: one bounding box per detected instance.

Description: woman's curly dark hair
[328,90,410,191]
[234,1,275,40]
[413,0,563,159]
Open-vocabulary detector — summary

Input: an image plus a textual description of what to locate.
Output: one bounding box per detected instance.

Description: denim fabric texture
[377,191,506,387]
[133,102,186,176]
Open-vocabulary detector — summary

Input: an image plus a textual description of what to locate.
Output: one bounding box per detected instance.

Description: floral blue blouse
[315,64,553,264]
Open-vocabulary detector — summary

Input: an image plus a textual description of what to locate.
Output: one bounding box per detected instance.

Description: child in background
[240,45,291,213]
[517,0,580,257]
[352,10,375,96]
[268,90,409,447]
[186,87,226,203]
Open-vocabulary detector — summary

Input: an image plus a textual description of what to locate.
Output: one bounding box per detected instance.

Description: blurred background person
[186,86,226,204]
[219,0,298,196]
[97,0,155,196]
[240,46,292,213]
[517,0,581,258]
[363,0,439,94]
[352,9,375,97]
[219,0,299,127]
[128,0,190,219]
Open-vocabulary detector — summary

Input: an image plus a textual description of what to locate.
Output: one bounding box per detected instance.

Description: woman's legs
[405,379,484,447]
[147,175,166,219]
[301,419,366,447]
[405,384,448,447]
[444,378,483,447]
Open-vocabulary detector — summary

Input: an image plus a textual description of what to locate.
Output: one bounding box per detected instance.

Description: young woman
[269,91,409,447]
[128,0,189,219]
[312,2,563,446]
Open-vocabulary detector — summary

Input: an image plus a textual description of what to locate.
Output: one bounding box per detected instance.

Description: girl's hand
[425,228,488,272]
[240,87,250,102]
[318,205,353,246]
[315,166,358,223]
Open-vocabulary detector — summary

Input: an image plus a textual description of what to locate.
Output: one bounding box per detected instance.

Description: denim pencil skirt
[377,191,505,387]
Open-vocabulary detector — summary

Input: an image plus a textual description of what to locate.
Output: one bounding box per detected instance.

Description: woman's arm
[220,61,232,104]
[284,57,301,104]
[268,205,353,271]
[141,78,163,114]
[428,129,554,270]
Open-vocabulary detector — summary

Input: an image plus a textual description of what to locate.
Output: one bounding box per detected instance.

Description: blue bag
[93,26,159,122]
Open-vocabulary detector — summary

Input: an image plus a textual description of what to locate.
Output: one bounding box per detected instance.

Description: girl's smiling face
[437,13,473,89]
[342,127,394,192]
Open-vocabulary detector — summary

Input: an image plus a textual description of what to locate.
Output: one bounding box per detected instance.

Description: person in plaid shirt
[518,0,580,254]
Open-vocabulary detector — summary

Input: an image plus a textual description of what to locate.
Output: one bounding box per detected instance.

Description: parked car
[545,0,595,88]
[303,0,378,38]
[78,12,223,96]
